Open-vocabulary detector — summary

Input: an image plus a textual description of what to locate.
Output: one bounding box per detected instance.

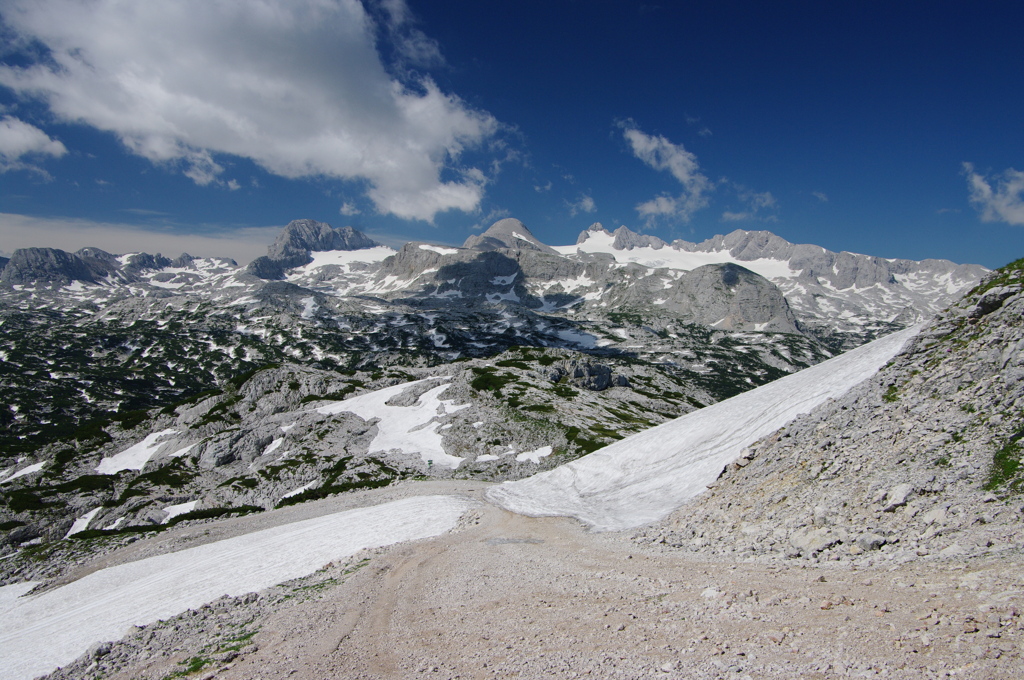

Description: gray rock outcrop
[464,218,558,254]
[247,219,380,279]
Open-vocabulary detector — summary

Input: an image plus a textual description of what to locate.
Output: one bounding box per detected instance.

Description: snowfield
[316,378,469,468]
[0,495,474,680]
[486,326,918,531]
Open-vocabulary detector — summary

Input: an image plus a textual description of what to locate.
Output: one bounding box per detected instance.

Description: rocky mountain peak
[463,218,557,254]
[268,219,379,260]
[247,219,380,280]
[575,223,612,245]
[0,247,100,286]
[612,225,668,250]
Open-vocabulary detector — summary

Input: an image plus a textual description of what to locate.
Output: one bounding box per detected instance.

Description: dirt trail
[201,493,1020,679]
[45,481,1022,679]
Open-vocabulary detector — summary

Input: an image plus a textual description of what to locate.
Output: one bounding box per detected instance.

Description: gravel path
[41,481,1023,680]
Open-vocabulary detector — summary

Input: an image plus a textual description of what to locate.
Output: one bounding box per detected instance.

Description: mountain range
[0,218,986,556]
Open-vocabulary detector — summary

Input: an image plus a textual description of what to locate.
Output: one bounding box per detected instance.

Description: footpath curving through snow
[486,327,918,532]
[0,495,473,680]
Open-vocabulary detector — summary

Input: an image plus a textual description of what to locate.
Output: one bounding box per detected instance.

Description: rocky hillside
[636,259,1024,566]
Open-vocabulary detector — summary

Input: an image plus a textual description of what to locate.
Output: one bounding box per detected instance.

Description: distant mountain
[570,224,987,349]
[247,219,380,279]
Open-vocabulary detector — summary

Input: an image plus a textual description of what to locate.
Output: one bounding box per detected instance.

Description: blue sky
[1,0,1022,268]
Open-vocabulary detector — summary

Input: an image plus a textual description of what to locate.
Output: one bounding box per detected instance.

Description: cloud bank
[620,123,712,223]
[0,213,280,263]
[0,0,499,222]
[964,163,1024,226]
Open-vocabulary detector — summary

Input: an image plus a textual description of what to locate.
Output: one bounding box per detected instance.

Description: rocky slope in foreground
[636,259,1024,566]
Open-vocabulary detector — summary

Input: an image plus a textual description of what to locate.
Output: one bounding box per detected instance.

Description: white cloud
[812,191,829,203]
[533,181,552,193]
[620,123,712,223]
[339,202,361,216]
[721,188,778,222]
[0,116,67,172]
[0,213,280,262]
[964,162,1024,226]
[567,193,596,216]
[0,0,499,222]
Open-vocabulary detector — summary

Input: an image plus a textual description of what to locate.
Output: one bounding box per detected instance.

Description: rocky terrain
[0,233,1018,679]
[31,482,1024,680]
[6,217,979,558]
[635,259,1024,569]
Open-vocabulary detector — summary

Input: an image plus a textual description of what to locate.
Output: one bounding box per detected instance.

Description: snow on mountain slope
[485,326,918,532]
[558,224,985,347]
[315,378,470,469]
[554,228,799,281]
[0,495,473,680]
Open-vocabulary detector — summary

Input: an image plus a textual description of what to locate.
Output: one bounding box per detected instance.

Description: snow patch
[419,244,459,256]
[487,327,918,531]
[162,501,198,523]
[0,496,472,680]
[96,429,178,475]
[64,508,102,538]
[0,462,45,485]
[516,446,553,464]
[316,379,468,469]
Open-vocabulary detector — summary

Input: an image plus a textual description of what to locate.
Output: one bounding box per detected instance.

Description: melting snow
[487,327,918,531]
[516,446,554,464]
[64,508,102,538]
[281,481,317,500]
[300,297,318,319]
[262,438,284,457]
[419,244,459,256]
[162,501,198,523]
[96,429,178,475]
[0,496,472,680]
[0,462,45,485]
[316,379,469,469]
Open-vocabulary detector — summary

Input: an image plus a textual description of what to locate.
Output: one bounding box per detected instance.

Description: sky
[0,0,1022,268]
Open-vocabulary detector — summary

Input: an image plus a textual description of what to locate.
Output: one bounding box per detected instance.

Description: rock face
[0,247,103,285]
[635,261,1024,566]
[463,218,558,254]
[247,219,380,279]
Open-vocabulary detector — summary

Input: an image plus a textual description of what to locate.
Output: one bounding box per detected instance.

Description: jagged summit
[463,218,557,254]
[268,219,378,258]
[247,219,380,280]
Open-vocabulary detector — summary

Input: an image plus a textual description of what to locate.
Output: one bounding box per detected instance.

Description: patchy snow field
[487,327,917,531]
[0,495,473,680]
[316,378,469,468]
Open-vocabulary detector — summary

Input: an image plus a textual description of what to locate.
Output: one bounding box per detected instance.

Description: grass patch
[470,367,516,393]
[882,384,900,403]
[984,438,1023,493]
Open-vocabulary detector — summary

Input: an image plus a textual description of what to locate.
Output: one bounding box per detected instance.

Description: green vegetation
[470,367,516,392]
[984,438,1023,493]
[882,384,900,403]
[969,256,1024,298]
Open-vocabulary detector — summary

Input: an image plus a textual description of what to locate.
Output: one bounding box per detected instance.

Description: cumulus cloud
[0,213,280,262]
[963,162,1024,226]
[620,122,712,223]
[567,193,596,216]
[0,116,67,172]
[339,202,361,216]
[0,0,499,222]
